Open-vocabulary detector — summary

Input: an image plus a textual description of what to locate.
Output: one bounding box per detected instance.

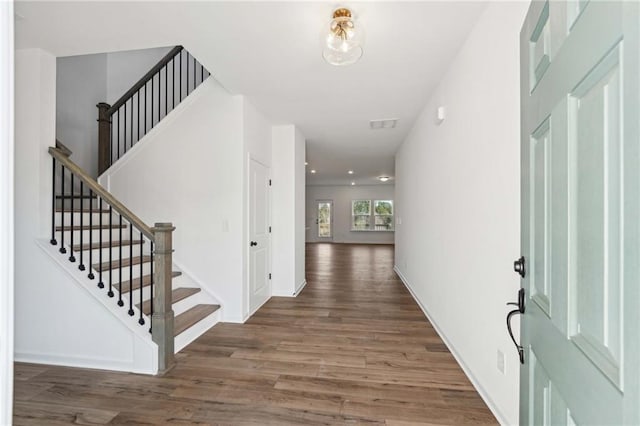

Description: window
[351,199,394,231]
[374,200,394,231]
[351,200,371,230]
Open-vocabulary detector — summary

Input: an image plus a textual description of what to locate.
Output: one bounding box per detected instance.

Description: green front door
[519,1,640,424]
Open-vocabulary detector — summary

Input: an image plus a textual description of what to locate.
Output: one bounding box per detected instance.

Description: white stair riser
[92,262,152,282]
[174,310,221,353]
[172,290,208,316]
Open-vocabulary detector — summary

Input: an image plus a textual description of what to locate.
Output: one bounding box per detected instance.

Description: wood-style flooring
[13,243,496,425]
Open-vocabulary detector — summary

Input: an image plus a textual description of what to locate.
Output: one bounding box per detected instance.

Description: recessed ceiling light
[378,176,390,182]
[311,169,316,174]
[351,181,356,186]
[370,119,398,130]
[305,162,308,166]
[348,170,354,174]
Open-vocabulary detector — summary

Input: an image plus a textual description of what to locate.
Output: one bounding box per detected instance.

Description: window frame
[350,199,394,232]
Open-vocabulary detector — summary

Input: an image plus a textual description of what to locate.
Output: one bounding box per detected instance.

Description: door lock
[513,256,526,278]
[250,241,257,247]
[506,288,525,364]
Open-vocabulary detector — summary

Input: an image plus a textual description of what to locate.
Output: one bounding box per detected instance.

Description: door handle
[513,256,526,278]
[506,288,525,364]
[250,241,257,247]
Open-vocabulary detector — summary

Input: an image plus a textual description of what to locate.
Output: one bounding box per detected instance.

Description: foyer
[13,244,494,425]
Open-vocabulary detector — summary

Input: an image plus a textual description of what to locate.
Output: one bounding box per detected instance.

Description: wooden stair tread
[93,255,152,272]
[56,224,127,231]
[174,304,220,337]
[72,240,144,251]
[119,271,181,294]
[137,287,201,315]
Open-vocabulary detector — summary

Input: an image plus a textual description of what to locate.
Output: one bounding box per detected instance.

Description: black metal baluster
[144,84,147,134]
[68,174,75,263]
[78,181,85,271]
[118,215,124,307]
[201,63,204,85]
[110,110,113,165]
[172,56,176,110]
[164,63,168,118]
[151,76,155,128]
[88,189,94,279]
[193,55,196,92]
[117,109,121,161]
[186,52,189,97]
[129,98,133,150]
[180,50,183,101]
[149,241,154,333]
[137,90,140,145]
[59,164,66,253]
[50,157,57,246]
[107,206,114,297]
[128,223,134,316]
[97,197,104,288]
[157,72,160,125]
[138,233,145,325]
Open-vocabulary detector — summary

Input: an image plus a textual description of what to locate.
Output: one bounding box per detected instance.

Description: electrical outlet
[497,349,505,374]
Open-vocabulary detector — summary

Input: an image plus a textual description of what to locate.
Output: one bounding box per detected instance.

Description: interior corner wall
[305,184,395,244]
[56,53,107,178]
[271,125,306,296]
[0,1,14,422]
[393,3,528,425]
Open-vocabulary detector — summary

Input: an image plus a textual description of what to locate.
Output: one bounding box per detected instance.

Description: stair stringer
[17,239,158,374]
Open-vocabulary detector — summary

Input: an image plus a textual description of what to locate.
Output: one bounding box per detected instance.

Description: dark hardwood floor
[13,243,496,425]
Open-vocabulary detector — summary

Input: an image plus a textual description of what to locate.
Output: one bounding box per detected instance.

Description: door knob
[513,256,526,278]
[506,288,525,364]
[250,241,257,247]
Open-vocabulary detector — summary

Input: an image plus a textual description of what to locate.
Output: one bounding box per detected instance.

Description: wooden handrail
[49,146,154,240]
[55,139,73,156]
[107,46,183,115]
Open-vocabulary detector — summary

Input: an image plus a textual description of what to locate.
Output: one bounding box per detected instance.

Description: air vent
[370,118,398,130]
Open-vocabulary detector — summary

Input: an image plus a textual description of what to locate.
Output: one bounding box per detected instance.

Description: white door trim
[315,199,333,241]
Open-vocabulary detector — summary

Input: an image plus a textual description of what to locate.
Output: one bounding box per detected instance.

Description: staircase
[46,46,219,374]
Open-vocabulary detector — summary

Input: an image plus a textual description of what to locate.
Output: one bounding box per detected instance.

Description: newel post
[97,102,111,175]
[152,222,176,374]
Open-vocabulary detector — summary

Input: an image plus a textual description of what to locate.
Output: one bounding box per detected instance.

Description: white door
[248,158,271,315]
[519,1,640,424]
[316,200,333,240]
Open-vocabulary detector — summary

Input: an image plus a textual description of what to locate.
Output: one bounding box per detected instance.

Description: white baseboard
[393,265,509,426]
[294,279,307,295]
[14,350,156,375]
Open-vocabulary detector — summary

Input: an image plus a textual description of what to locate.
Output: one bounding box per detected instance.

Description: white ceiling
[15,1,488,186]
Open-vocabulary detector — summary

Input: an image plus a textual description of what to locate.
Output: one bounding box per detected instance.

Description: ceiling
[15,1,488,186]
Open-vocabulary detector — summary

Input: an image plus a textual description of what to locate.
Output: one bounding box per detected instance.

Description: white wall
[102,78,246,322]
[0,1,14,422]
[394,3,528,425]
[105,47,171,104]
[56,53,106,178]
[272,125,306,296]
[15,48,156,374]
[55,47,172,178]
[306,184,395,244]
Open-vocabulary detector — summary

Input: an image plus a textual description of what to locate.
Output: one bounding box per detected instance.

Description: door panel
[316,200,333,240]
[249,158,270,315]
[520,1,639,424]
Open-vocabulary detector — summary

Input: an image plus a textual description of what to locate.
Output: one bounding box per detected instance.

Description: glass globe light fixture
[323,7,364,66]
